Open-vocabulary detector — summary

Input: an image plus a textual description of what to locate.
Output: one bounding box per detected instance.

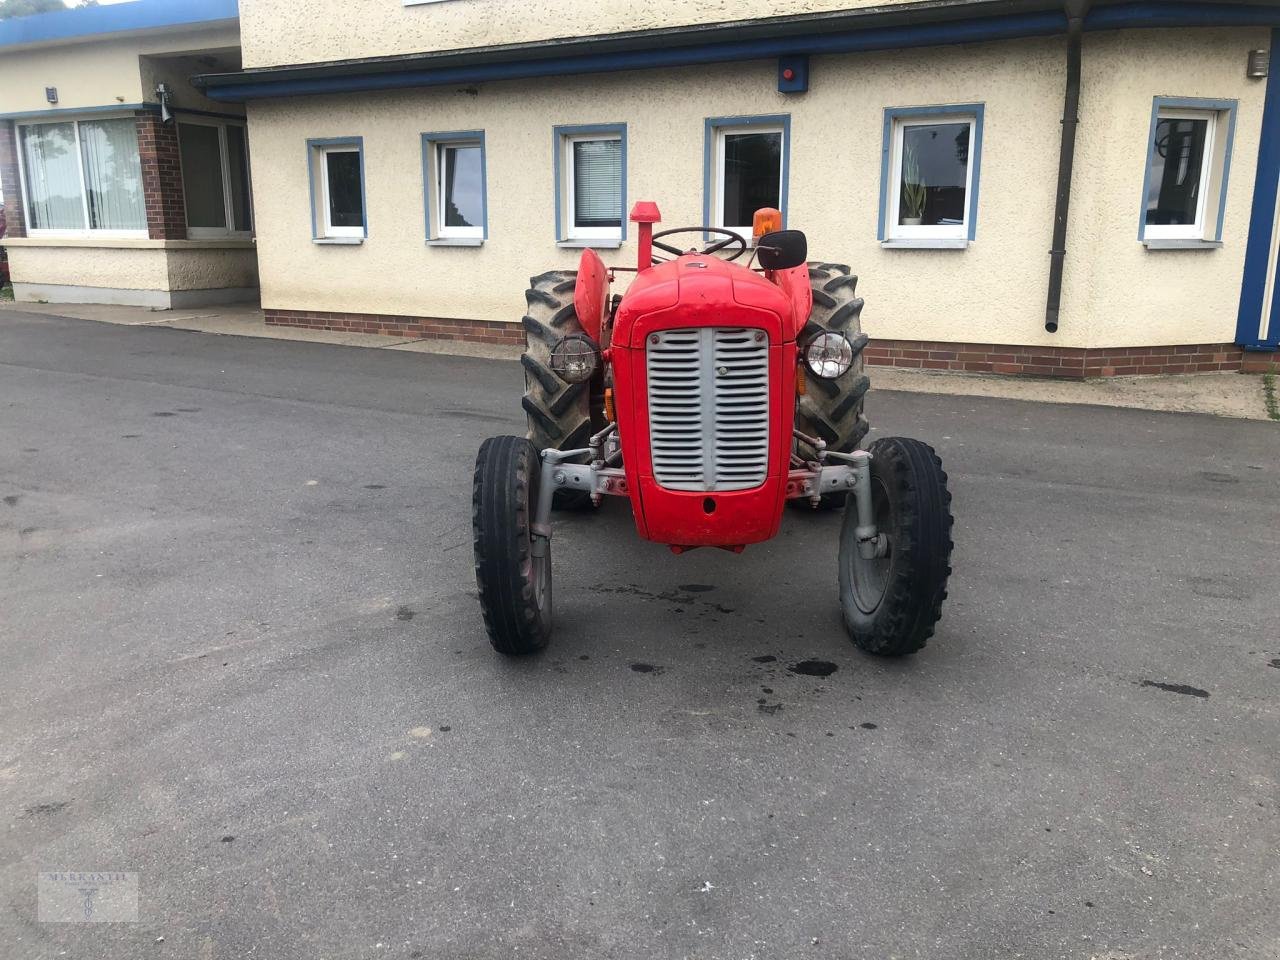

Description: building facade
[4,0,1280,375]
[0,0,257,307]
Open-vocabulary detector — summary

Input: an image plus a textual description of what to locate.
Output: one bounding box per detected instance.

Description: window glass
[178,122,227,229]
[225,124,252,232]
[78,118,145,231]
[572,138,621,228]
[898,122,970,227]
[19,122,84,230]
[722,131,781,227]
[441,143,482,229]
[1145,116,1209,227]
[325,150,363,229]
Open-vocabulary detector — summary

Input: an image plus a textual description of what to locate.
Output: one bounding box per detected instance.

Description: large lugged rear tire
[520,270,596,508]
[796,262,871,458]
[473,436,552,655]
[838,437,954,656]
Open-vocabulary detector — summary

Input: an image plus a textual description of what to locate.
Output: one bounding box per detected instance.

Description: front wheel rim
[850,477,893,614]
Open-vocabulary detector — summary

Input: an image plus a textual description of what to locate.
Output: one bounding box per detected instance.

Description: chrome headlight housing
[802,331,854,379]
[549,334,601,384]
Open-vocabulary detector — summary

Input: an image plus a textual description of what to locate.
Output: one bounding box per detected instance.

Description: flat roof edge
[0,0,239,50]
[194,1,1280,102]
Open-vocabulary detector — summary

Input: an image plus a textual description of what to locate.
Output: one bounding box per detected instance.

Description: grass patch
[0,283,12,302]
[1263,371,1280,421]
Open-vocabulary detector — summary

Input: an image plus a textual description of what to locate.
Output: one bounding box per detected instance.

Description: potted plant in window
[901,144,927,226]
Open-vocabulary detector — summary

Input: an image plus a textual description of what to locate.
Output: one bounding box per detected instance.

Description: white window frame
[886,114,977,242]
[313,143,365,240]
[1142,108,1217,242]
[177,116,252,240]
[562,132,623,242]
[15,114,148,239]
[431,139,484,241]
[710,122,785,244]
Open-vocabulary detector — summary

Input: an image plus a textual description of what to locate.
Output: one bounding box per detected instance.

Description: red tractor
[473,203,953,657]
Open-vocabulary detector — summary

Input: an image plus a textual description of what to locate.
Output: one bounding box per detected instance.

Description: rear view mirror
[755,230,808,271]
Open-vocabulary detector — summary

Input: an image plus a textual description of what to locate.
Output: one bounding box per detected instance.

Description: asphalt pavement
[1,310,1277,960]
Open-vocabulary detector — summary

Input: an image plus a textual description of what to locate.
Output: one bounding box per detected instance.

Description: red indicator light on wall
[777,56,808,93]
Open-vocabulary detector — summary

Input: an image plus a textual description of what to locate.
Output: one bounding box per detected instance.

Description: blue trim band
[878,103,985,242]
[199,5,1280,103]
[421,130,488,241]
[703,114,791,235]
[1136,97,1237,243]
[1237,28,1280,349]
[552,123,627,243]
[305,137,367,240]
[0,0,237,48]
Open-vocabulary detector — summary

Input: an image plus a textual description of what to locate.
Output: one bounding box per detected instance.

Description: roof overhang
[0,0,239,52]
[194,0,1280,103]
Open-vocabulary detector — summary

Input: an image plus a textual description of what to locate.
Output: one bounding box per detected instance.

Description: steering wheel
[649,227,747,263]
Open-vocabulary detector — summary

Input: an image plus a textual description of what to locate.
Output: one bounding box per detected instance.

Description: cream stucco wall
[245,27,1266,349]
[1066,28,1268,348]
[241,0,930,69]
[166,247,259,291]
[5,241,259,303]
[6,244,170,290]
[0,25,241,115]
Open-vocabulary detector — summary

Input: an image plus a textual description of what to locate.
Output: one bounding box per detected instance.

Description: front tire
[473,436,552,655]
[839,437,953,656]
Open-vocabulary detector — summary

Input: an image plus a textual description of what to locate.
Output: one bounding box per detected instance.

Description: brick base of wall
[264,309,526,345]
[265,309,1279,375]
[864,339,1264,377]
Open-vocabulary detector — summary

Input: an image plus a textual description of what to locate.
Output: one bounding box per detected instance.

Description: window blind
[572,138,621,228]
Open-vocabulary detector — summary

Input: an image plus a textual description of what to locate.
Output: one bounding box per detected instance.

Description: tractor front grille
[645,327,770,491]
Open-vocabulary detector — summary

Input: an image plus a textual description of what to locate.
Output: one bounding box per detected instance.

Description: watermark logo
[38,872,138,923]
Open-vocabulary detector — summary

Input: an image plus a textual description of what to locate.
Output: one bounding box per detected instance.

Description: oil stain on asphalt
[1138,679,1210,699]
[788,660,839,678]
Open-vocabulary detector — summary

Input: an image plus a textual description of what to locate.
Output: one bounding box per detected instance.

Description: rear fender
[573,248,610,343]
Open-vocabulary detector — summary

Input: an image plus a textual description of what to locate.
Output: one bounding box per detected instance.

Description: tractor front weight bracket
[788,438,884,560]
[532,439,629,554]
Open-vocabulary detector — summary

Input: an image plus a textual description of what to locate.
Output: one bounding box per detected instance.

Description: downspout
[1044,0,1090,333]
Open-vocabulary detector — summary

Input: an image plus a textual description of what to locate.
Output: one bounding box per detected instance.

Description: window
[17,116,146,235]
[880,105,983,246]
[1140,99,1236,245]
[706,116,788,242]
[307,138,366,241]
[178,120,252,238]
[554,124,625,245]
[422,131,486,244]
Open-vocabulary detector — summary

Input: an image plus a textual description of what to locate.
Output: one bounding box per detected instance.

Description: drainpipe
[1045,0,1090,333]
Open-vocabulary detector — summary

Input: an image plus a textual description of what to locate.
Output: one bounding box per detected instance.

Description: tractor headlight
[802,332,854,379]
[549,334,601,384]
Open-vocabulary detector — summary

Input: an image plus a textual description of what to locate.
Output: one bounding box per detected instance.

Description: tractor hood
[611,255,800,349]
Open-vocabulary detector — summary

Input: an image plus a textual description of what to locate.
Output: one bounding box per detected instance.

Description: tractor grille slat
[645,327,770,491]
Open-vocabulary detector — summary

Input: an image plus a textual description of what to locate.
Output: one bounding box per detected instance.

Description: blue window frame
[878,104,984,247]
[1138,97,1237,248]
[422,130,487,245]
[553,123,627,247]
[703,114,790,241]
[306,136,366,242]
